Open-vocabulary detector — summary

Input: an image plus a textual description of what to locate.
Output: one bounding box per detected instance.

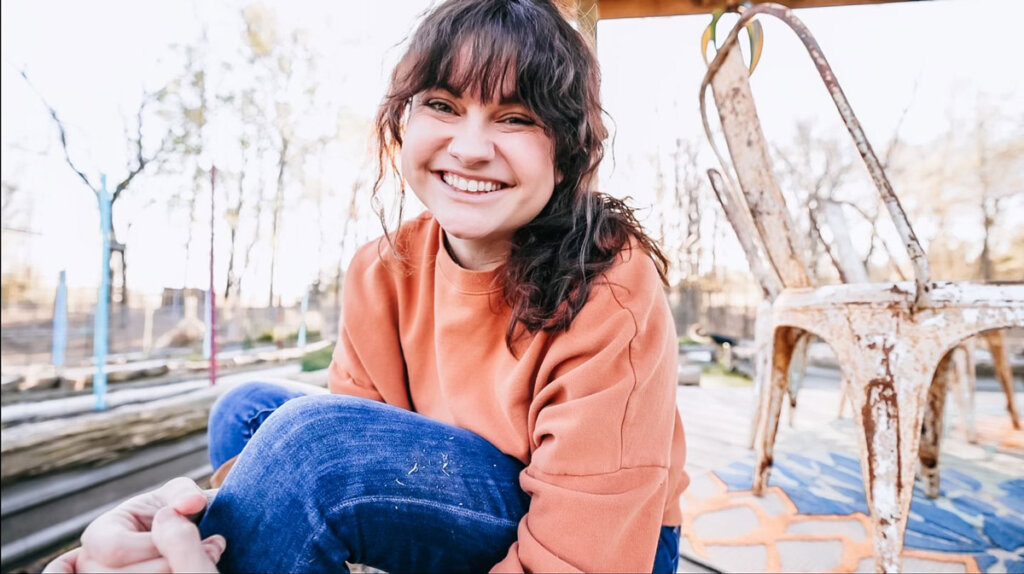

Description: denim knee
[234,394,396,482]
[207,381,306,469]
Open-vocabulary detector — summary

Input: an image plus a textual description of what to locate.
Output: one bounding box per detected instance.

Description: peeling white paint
[962,309,979,325]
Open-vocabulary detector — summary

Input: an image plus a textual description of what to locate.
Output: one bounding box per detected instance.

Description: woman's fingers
[171,492,210,519]
[76,554,173,574]
[77,477,206,567]
[79,525,160,567]
[151,506,221,573]
[42,548,81,573]
[202,535,228,564]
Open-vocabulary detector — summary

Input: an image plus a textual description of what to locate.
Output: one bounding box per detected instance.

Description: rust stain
[888,284,909,296]
[860,339,902,496]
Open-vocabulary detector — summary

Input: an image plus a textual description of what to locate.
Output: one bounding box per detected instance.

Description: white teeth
[441,172,503,193]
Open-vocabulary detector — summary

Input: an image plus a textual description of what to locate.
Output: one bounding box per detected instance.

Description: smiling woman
[46,1,688,572]
[401,86,557,270]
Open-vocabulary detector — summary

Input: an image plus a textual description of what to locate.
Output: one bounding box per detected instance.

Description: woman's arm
[492,251,682,573]
[327,241,407,404]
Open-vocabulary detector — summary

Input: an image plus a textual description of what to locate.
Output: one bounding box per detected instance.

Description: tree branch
[19,69,97,195]
[113,90,166,203]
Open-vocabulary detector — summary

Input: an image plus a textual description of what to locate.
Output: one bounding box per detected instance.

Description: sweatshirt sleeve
[491,249,679,573]
[327,241,409,407]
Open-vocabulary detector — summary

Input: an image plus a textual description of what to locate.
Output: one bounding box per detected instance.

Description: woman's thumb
[152,506,220,573]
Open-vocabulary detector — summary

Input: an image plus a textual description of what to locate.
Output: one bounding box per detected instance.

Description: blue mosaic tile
[786,453,822,471]
[713,470,753,492]
[1004,558,1024,573]
[705,450,1022,572]
[904,529,989,554]
[912,481,949,500]
[906,516,986,549]
[774,461,817,486]
[767,471,801,491]
[983,514,1024,552]
[785,487,857,515]
[826,484,869,514]
[1002,478,1024,496]
[817,461,864,487]
[829,452,862,474]
[944,468,983,492]
[974,553,998,572]
[909,500,986,544]
[999,494,1024,515]
[726,460,754,474]
[951,496,998,518]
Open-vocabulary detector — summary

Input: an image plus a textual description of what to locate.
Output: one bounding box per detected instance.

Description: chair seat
[774,281,1024,312]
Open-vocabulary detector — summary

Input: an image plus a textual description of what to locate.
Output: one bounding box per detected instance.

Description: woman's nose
[447,124,495,165]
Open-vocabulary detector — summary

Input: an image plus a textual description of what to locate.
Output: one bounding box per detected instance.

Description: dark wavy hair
[374,0,668,350]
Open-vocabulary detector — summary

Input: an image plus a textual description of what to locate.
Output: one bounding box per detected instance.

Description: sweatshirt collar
[433,219,503,295]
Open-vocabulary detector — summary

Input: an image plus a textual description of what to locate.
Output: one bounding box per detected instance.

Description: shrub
[301,344,334,372]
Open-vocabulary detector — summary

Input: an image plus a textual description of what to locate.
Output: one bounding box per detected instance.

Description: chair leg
[846,343,933,573]
[786,332,809,427]
[949,344,977,443]
[920,351,952,499]
[837,374,852,419]
[749,356,767,449]
[753,326,801,494]
[748,301,773,449]
[984,330,1021,430]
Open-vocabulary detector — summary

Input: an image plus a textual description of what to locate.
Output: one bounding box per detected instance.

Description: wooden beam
[597,0,921,20]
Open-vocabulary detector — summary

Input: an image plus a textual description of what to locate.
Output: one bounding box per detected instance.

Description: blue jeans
[200,382,680,573]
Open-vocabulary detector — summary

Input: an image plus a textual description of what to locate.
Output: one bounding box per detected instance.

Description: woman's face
[400,86,557,252]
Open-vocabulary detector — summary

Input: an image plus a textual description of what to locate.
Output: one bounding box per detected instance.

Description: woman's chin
[435,219,496,243]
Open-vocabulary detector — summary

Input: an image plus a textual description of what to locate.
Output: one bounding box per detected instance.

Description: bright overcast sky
[2,0,1021,298]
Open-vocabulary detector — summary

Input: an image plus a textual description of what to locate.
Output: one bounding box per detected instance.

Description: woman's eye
[426,100,454,114]
[501,115,535,126]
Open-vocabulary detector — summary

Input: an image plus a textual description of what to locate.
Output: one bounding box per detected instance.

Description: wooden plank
[1,390,217,483]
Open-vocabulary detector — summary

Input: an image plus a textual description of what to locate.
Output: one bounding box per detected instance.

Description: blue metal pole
[297,290,309,348]
[52,269,68,369]
[93,175,111,411]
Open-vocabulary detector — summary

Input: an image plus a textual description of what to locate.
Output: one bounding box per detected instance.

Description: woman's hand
[43,477,225,573]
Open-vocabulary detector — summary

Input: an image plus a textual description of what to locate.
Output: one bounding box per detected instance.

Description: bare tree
[20,69,171,309]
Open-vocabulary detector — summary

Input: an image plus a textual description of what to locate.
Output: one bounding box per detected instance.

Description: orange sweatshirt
[328,214,688,573]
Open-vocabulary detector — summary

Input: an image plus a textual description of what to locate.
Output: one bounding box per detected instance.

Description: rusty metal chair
[698,4,1024,572]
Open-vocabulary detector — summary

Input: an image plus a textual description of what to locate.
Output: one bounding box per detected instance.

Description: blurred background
[2,0,1021,367]
[2,1,1022,572]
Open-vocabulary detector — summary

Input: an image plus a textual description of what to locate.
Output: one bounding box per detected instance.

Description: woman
[47,1,688,571]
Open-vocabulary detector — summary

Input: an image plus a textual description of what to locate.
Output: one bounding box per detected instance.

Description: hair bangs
[400,3,539,107]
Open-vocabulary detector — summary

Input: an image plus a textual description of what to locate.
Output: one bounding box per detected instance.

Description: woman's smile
[438,170,509,193]
[434,171,511,205]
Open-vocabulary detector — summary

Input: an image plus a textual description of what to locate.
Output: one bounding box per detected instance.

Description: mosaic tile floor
[676,385,1024,573]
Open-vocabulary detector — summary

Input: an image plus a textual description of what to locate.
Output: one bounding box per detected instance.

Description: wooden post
[52,270,68,373]
[209,166,218,385]
[93,175,112,411]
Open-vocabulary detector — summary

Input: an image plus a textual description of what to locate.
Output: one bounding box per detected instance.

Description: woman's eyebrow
[431,83,461,97]
[426,84,526,109]
[497,94,525,106]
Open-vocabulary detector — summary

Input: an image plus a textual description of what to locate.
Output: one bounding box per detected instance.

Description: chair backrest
[699,3,933,308]
[704,41,813,292]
